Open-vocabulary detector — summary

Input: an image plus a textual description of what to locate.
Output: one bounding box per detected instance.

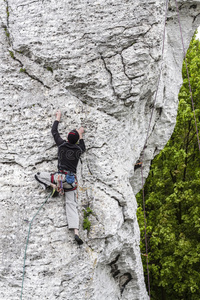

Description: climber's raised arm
[77,127,86,152]
[51,110,65,146]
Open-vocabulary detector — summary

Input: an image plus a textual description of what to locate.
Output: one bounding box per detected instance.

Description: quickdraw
[57,174,65,195]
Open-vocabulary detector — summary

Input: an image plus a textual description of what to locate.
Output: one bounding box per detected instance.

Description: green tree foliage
[136,32,200,300]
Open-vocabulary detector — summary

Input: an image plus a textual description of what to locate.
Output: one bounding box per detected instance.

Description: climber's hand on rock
[77,127,84,139]
[78,127,84,134]
[56,110,61,121]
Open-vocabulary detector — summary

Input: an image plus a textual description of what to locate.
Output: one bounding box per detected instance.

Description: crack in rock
[17,1,40,8]
[3,1,50,89]
[100,55,118,99]
[8,51,51,89]
[86,143,107,152]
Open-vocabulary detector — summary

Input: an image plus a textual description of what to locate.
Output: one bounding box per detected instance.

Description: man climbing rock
[35,110,85,245]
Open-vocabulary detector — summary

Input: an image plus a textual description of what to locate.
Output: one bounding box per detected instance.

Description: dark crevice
[111,195,125,221]
[1,160,24,168]
[130,73,145,80]
[120,54,132,81]
[23,69,51,89]
[110,254,120,265]
[3,0,11,46]
[109,254,120,278]
[86,159,93,175]
[178,4,184,10]
[17,1,40,8]
[157,107,163,116]
[46,144,56,151]
[152,105,164,127]
[143,22,159,37]
[149,52,156,61]
[149,103,154,109]
[55,224,68,229]
[154,146,158,155]
[111,195,124,208]
[119,272,132,294]
[193,12,200,23]
[86,143,107,151]
[34,158,57,165]
[5,0,10,28]
[190,4,197,9]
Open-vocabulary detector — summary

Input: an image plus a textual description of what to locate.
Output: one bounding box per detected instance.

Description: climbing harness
[51,170,77,195]
[20,190,55,300]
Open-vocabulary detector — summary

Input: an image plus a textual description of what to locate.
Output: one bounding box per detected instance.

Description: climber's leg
[65,190,79,228]
[65,190,83,245]
[35,172,53,189]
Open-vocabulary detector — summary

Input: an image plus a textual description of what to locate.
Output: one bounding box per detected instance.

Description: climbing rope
[20,190,55,300]
[139,0,169,298]
[174,0,200,153]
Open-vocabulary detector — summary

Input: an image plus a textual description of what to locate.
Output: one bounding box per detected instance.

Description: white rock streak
[0,1,200,299]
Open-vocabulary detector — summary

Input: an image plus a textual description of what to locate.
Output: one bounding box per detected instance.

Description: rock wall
[0,0,200,299]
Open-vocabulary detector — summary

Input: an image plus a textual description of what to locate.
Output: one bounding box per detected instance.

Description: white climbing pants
[35,172,79,229]
[64,190,79,229]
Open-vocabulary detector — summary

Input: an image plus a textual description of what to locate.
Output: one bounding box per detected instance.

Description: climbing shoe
[75,234,83,245]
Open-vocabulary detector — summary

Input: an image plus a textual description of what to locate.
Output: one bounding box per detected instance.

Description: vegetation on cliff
[136,32,200,300]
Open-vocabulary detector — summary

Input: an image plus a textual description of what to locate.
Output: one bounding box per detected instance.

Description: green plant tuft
[4,27,10,38]
[84,207,93,217]
[83,217,91,231]
[9,51,14,59]
[46,66,53,73]
[83,207,93,232]
[20,68,26,73]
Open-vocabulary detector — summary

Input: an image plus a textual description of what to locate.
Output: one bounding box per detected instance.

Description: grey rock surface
[0,0,200,299]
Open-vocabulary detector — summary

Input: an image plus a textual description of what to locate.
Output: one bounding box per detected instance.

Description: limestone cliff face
[1,1,200,299]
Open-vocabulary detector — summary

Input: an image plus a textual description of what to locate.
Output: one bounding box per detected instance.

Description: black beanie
[68,130,79,144]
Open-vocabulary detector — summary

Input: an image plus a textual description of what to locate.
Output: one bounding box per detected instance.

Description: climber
[35,110,85,245]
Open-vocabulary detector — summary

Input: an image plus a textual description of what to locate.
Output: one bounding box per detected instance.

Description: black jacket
[51,120,85,174]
